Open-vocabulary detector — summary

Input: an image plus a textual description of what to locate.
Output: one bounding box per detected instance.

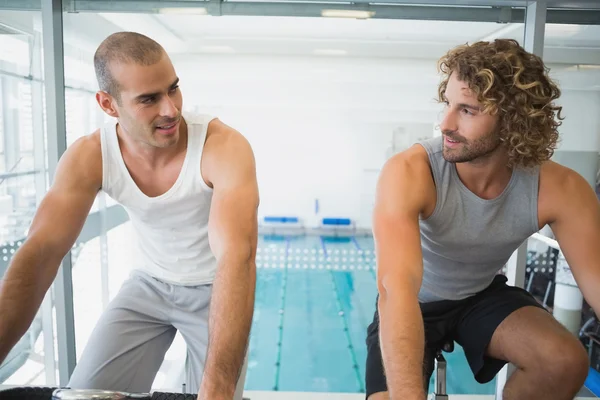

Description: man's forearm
[199,254,256,399]
[0,241,58,363]
[378,290,426,400]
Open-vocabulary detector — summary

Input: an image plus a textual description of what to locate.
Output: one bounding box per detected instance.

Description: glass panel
[59,8,530,397]
[530,22,600,399]
[0,9,57,386]
[60,18,122,364]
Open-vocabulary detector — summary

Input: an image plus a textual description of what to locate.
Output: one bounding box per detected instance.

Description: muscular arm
[199,122,259,399]
[544,164,600,316]
[0,135,101,363]
[373,148,434,400]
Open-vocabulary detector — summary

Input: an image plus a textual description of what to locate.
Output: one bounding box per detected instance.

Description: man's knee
[549,337,589,383]
[532,334,589,385]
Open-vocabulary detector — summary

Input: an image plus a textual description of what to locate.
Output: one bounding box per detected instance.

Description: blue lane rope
[320,235,328,258]
[273,238,290,391]
[324,240,365,393]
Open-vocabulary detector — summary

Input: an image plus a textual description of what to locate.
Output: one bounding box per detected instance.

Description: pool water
[245,234,497,394]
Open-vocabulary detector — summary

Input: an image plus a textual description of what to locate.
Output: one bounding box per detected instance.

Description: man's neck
[455,149,513,200]
[117,119,188,169]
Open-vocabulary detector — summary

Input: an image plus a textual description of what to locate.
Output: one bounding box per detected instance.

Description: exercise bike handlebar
[0,386,198,400]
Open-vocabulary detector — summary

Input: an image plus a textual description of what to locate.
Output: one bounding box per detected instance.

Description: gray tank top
[417,136,540,303]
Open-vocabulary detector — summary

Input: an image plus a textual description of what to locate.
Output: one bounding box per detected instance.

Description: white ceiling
[1,8,598,63]
[85,13,600,64]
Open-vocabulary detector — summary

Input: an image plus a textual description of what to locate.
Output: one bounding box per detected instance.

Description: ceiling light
[545,24,581,35]
[313,49,347,56]
[578,64,600,70]
[158,7,208,15]
[563,64,600,72]
[200,45,235,54]
[321,9,375,19]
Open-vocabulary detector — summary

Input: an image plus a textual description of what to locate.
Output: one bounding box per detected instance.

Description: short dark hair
[94,32,165,103]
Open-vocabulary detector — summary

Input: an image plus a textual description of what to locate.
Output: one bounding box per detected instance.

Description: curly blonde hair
[437,39,563,168]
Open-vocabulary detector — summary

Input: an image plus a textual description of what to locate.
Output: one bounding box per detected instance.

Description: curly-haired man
[366,39,599,400]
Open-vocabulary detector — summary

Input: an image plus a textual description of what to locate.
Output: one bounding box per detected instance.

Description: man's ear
[96,91,119,118]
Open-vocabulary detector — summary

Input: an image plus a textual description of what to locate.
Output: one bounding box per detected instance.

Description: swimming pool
[245,234,497,395]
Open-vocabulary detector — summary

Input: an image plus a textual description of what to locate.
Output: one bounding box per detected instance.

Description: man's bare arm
[0,134,101,363]
[545,164,600,316]
[199,122,259,399]
[374,147,434,400]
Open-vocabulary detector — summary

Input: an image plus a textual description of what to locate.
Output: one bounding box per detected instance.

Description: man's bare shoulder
[74,129,102,166]
[58,129,103,188]
[205,118,251,153]
[540,160,590,194]
[539,160,596,225]
[78,129,102,152]
[376,143,436,217]
[382,142,432,182]
[202,118,255,187]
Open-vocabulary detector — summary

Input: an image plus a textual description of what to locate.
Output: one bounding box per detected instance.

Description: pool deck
[0,387,595,399]
[243,392,596,400]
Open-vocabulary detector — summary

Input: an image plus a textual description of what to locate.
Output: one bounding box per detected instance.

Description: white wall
[554,90,600,152]
[173,54,600,229]
[552,90,600,187]
[173,55,438,228]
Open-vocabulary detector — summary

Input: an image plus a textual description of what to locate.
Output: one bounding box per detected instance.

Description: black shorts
[365,274,547,398]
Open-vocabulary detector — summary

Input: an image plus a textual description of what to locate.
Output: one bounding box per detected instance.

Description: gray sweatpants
[68,270,248,398]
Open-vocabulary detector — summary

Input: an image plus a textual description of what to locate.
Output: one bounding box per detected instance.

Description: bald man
[0,32,258,400]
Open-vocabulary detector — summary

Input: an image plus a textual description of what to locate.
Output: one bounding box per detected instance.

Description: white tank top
[100,112,217,286]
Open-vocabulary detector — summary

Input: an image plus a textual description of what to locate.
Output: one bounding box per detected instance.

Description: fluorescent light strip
[158,7,208,15]
[200,45,236,53]
[321,9,375,19]
[313,49,348,56]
